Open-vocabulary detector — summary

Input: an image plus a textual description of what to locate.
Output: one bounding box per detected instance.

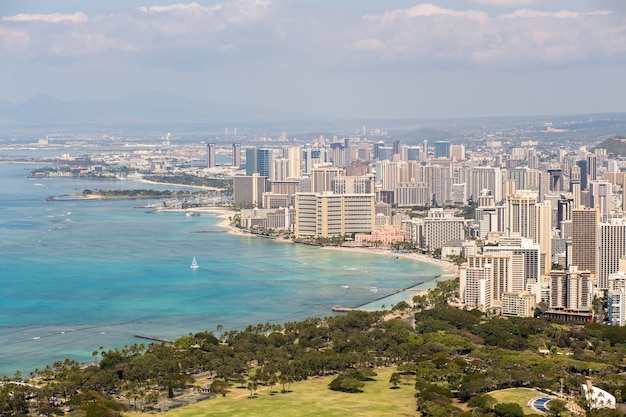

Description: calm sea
[0,161,445,376]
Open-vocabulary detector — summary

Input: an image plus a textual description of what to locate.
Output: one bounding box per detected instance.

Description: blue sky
[1,0,625,119]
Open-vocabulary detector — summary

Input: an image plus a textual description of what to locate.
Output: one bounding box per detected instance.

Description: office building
[434,141,451,159]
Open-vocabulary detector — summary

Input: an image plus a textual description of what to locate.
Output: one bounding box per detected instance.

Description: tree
[209,380,229,397]
[547,399,567,417]
[247,379,258,398]
[389,373,402,389]
[494,403,524,417]
[467,394,497,411]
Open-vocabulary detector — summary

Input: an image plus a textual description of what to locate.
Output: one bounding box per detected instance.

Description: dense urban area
[2,112,626,417]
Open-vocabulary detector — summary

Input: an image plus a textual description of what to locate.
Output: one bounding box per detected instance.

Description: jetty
[332,277,435,312]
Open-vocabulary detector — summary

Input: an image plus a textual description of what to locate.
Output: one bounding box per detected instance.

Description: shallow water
[0,162,445,375]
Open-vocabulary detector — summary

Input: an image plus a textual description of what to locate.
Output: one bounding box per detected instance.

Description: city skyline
[2,0,626,120]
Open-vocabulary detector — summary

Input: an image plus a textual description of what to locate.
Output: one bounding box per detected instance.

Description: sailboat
[190,257,199,269]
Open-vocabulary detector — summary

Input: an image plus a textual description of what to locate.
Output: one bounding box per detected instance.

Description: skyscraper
[257,148,274,179]
[590,180,612,218]
[434,141,451,159]
[598,216,626,289]
[232,143,241,168]
[246,147,258,175]
[571,207,599,276]
[207,143,216,168]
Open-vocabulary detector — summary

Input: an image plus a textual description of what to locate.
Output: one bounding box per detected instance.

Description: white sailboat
[190,257,199,269]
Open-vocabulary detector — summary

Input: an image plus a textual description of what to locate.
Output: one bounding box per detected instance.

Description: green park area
[488,388,548,415]
[125,367,416,417]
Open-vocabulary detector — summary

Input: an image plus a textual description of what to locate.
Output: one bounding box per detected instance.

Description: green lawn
[489,388,549,415]
[125,368,417,417]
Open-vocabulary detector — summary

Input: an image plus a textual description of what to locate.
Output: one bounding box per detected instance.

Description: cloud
[350,3,626,69]
[0,1,625,73]
[2,12,89,24]
[469,0,538,7]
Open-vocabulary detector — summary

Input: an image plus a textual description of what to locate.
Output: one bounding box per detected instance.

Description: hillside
[593,135,626,157]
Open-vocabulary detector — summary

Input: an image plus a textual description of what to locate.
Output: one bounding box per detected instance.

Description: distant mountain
[0,92,323,127]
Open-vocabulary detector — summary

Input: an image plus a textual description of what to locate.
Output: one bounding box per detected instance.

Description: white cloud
[469,0,538,7]
[2,12,89,24]
[0,1,624,73]
[351,3,626,69]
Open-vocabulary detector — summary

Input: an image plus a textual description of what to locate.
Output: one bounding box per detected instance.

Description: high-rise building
[232,143,241,168]
[466,252,525,302]
[245,147,258,175]
[577,159,589,190]
[608,271,626,326]
[505,191,552,276]
[571,207,599,276]
[423,208,465,251]
[469,167,503,203]
[460,265,492,311]
[207,143,216,168]
[257,148,274,179]
[294,193,375,238]
[588,154,598,183]
[311,167,345,193]
[282,146,302,178]
[549,266,594,312]
[434,141,451,159]
[501,292,537,317]
[233,174,268,208]
[598,216,626,289]
[590,180,612,218]
[484,236,541,293]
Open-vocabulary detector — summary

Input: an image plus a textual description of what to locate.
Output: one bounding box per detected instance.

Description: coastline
[164,205,453,311]
[137,178,222,191]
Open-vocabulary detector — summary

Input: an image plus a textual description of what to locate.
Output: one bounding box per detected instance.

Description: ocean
[0,161,446,376]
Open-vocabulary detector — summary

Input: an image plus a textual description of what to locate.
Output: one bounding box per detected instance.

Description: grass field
[489,388,548,415]
[125,367,418,417]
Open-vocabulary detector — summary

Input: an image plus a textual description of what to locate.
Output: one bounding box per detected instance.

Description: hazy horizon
[2,0,626,120]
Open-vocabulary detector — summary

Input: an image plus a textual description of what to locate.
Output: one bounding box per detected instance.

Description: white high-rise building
[282,146,302,178]
[460,264,493,311]
[469,167,503,203]
[484,236,541,299]
[598,216,626,289]
[465,252,525,302]
[505,191,552,277]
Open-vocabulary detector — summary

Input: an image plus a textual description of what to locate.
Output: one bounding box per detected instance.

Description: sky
[1,0,625,119]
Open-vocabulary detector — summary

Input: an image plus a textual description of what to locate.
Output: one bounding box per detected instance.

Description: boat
[190,257,199,269]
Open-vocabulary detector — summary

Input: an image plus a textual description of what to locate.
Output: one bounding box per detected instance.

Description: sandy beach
[321,245,458,275]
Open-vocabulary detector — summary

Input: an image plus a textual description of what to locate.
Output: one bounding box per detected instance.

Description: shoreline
[136,178,222,191]
[161,206,454,311]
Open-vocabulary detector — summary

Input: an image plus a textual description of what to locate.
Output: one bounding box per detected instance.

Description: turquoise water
[0,162,445,376]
